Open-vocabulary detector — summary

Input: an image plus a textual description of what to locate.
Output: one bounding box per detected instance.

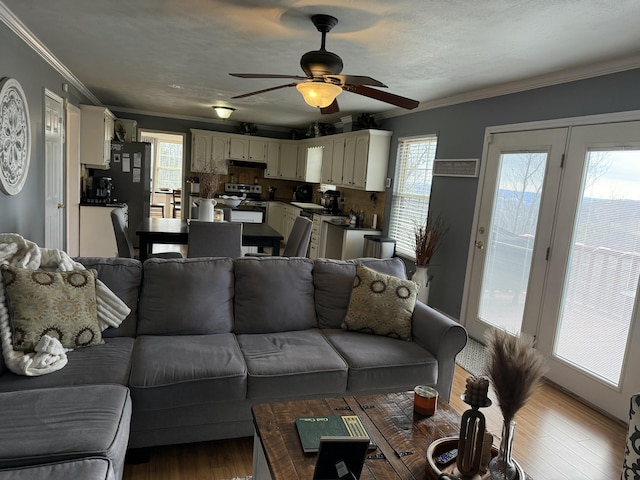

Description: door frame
[65,102,81,256]
[461,109,640,328]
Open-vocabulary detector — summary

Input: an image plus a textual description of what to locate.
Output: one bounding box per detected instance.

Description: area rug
[455,336,489,377]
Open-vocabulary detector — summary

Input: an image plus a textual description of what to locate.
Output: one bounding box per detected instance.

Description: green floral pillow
[342,264,417,341]
[1,265,103,352]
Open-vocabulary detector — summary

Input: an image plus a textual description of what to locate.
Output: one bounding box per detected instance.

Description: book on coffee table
[295,415,376,453]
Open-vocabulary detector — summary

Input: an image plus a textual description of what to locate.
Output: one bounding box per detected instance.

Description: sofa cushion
[0,458,110,480]
[129,334,247,410]
[0,337,134,392]
[321,329,437,393]
[1,266,102,351]
[237,328,348,399]
[0,384,131,479]
[342,264,417,341]
[234,257,316,333]
[75,257,142,338]
[138,258,234,335]
[314,258,408,329]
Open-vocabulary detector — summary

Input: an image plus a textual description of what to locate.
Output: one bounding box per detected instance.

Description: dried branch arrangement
[415,214,449,265]
[198,171,221,199]
[485,329,548,424]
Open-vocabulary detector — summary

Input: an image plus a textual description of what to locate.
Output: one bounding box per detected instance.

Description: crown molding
[378,55,640,121]
[0,2,101,105]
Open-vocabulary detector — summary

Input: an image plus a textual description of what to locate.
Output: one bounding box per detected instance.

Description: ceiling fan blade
[346,84,419,109]
[230,73,307,80]
[231,83,297,99]
[324,75,387,88]
[320,99,340,114]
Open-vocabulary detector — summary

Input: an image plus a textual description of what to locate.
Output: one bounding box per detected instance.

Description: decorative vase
[198,198,217,222]
[412,264,430,304]
[488,420,517,480]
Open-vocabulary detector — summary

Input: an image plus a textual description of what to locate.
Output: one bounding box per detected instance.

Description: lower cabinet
[324,224,381,260]
[79,205,126,257]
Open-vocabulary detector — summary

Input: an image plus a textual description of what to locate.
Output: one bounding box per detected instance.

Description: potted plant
[413,214,448,303]
[196,171,220,221]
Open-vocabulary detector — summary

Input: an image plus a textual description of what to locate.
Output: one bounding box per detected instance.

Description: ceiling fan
[229,14,419,114]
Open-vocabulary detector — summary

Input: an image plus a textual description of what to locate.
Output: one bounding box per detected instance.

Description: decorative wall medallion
[0,77,31,195]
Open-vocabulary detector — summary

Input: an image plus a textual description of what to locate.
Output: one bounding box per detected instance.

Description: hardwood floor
[123,365,628,480]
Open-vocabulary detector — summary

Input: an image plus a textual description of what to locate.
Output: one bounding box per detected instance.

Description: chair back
[187,221,243,258]
[623,393,640,479]
[110,208,135,258]
[283,216,313,257]
[172,189,182,218]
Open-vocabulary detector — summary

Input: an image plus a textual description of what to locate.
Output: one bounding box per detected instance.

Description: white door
[537,121,640,420]
[44,90,65,250]
[465,128,568,341]
[65,103,81,257]
[465,121,640,420]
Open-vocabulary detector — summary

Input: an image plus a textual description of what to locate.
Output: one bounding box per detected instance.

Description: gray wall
[0,22,91,244]
[380,69,640,319]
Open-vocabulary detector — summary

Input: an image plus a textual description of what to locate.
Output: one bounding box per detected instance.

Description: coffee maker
[90,177,113,204]
[323,190,341,214]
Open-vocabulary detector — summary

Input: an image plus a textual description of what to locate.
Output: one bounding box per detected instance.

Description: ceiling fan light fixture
[212,106,235,119]
[296,82,342,108]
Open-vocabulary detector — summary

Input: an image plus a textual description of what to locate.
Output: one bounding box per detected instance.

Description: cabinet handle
[57,203,65,209]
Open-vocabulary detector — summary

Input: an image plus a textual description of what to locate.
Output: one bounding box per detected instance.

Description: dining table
[135,217,283,262]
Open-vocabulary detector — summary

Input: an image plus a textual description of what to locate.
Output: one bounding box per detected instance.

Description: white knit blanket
[0,233,131,376]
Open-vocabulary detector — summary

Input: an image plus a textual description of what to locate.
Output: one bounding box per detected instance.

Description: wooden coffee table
[251,391,466,480]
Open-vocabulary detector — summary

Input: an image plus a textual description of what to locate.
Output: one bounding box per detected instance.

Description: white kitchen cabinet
[190,129,229,174]
[321,137,344,185]
[309,213,344,259]
[80,105,116,169]
[324,223,381,260]
[79,205,124,257]
[340,130,392,191]
[274,141,298,180]
[228,136,266,161]
[265,141,280,178]
[282,204,301,242]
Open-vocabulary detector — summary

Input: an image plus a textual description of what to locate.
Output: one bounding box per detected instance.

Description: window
[387,135,438,259]
[156,141,183,190]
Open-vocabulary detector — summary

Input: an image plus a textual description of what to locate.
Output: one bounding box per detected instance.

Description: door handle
[475,241,484,249]
[57,203,65,209]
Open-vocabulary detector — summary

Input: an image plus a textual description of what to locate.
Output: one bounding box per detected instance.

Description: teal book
[295,415,376,453]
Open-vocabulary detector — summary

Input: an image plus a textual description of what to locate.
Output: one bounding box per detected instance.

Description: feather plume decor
[485,329,547,424]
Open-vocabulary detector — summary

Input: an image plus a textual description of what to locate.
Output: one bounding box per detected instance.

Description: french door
[465,121,640,420]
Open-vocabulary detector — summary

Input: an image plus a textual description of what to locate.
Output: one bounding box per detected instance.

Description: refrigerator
[93,141,151,248]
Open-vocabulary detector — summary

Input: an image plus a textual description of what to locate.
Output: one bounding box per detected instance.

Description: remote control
[435,448,458,466]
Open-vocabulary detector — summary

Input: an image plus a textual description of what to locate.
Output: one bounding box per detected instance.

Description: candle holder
[456,376,493,479]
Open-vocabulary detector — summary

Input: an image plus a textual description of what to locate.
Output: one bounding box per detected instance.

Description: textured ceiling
[3,0,640,128]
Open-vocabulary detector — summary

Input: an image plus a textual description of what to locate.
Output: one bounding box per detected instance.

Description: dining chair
[110,208,182,259]
[247,215,312,257]
[622,393,640,479]
[171,189,182,218]
[187,221,243,258]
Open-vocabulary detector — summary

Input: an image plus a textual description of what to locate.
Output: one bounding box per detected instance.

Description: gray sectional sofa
[0,256,467,479]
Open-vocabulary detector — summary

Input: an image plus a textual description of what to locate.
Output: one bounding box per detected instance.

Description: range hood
[227,159,267,169]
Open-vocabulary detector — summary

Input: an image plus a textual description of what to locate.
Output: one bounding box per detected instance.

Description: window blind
[387,135,438,259]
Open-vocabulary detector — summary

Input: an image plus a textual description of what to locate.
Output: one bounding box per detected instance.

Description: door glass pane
[479,152,548,334]
[555,149,640,386]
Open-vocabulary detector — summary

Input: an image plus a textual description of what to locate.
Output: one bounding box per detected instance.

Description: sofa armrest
[411,301,467,402]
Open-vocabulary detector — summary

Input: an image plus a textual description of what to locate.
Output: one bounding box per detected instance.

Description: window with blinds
[387,135,438,259]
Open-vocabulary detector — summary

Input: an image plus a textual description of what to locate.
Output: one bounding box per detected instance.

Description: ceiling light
[213,106,235,119]
[295,82,342,108]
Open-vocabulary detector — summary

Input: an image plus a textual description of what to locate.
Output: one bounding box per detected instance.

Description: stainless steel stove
[223,183,268,208]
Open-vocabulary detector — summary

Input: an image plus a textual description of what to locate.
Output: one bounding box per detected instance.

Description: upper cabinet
[190,128,391,191]
[80,105,116,169]
[190,129,229,174]
[229,136,266,161]
[339,130,391,191]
